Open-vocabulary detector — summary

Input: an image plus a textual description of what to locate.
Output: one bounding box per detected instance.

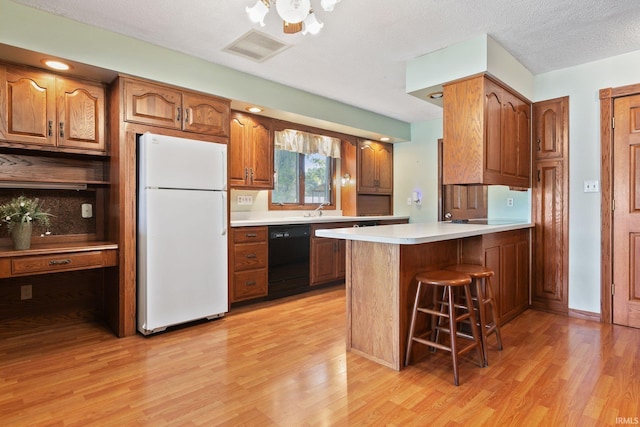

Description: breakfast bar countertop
[314,219,533,245]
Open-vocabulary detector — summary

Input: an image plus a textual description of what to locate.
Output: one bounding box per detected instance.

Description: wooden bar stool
[405,270,484,386]
[445,264,503,366]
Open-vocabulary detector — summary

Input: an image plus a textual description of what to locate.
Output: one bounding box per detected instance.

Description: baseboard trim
[568,308,601,322]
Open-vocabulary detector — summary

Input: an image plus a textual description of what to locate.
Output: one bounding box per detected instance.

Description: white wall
[534,49,640,314]
[393,120,443,223]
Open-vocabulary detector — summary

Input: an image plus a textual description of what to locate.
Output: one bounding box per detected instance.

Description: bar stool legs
[405,270,484,386]
[445,264,503,366]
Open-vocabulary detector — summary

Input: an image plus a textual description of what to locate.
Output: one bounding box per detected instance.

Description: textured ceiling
[10,0,640,123]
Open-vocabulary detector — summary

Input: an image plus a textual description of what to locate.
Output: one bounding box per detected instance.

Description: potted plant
[0,195,53,250]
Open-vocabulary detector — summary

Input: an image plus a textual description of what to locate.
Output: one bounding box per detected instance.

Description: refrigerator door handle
[221,192,227,236]
[221,148,227,191]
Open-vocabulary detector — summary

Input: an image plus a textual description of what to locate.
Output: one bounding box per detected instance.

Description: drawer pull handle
[245,253,257,259]
[245,281,256,286]
[245,233,257,238]
[49,259,72,266]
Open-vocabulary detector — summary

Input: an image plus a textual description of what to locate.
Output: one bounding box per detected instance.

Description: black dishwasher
[268,224,310,299]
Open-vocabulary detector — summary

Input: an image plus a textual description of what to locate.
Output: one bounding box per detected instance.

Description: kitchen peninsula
[315,220,533,370]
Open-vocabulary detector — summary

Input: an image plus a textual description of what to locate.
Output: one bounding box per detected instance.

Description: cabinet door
[516,101,531,184]
[500,91,519,179]
[357,141,378,193]
[533,97,566,160]
[248,115,274,189]
[56,78,106,152]
[310,238,339,285]
[229,114,250,186]
[1,66,56,147]
[484,80,503,182]
[357,141,392,194]
[123,79,181,130]
[375,142,393,194]
[182,92,229,137]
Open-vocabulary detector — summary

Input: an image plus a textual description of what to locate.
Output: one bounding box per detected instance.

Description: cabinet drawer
[11,251,107,275]
[232,268,268,302]
[233,242,267,271]
[233,227,267,243]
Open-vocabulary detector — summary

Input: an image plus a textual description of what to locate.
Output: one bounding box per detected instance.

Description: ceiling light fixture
[41,59,71,71]
[428,91,444,100]
[246,0,341,35]
[246,106,264,113]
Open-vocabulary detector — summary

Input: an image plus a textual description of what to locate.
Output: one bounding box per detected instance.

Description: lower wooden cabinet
[310,223,350,286]
[230,226,268,302]
[462,228,530,324]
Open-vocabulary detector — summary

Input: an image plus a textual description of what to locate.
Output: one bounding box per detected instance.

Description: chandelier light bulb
[302,12,324,35]
[320,0,341,12]
[276,0,311,24]
[246,0,269,26]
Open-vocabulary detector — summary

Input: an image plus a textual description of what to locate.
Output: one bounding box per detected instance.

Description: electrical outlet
[507,197,514,207]
[21,285,32,300]
[584,180,599,193]
[237,195,253,205]
[407,197,412,206]
[81,203,93,218]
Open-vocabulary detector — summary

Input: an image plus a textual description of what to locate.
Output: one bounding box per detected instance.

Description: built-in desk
[315,220,533,371]
[0,241,118,277]
[0,241,118,336]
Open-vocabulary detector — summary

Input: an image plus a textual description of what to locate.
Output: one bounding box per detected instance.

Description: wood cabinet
[443,75,531,188]
[532,97,569,314]
[123,77,229,137]
[0,64,106,154]
[230,226,268,302]
[229,112,274,189]
[341,140,394,216]
[357,140,393,194]
[310,223,348,285]
[462,229,530,324]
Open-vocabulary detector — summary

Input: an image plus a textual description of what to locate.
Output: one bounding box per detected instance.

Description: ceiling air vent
[223,30,291,62]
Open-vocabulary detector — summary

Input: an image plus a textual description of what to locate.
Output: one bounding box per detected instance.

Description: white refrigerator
[137,133,228,335]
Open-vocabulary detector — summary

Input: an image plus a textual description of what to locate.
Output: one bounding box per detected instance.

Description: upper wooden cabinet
[0,65,106,154]
[533,96,567,160]
[123,78,229,138]
[356,140,393,194]
[443,75,531,187]
[229,111,274,189]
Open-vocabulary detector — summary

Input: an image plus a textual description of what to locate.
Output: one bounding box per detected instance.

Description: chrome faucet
[314,202,328,216]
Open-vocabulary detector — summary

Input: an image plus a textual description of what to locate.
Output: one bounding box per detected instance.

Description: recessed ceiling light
[428,91,443,99]
[380,137,390,142]
[42,59,71,71]
[246,106,263,113]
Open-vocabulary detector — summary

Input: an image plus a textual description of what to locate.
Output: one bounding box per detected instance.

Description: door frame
[599,83,640,323]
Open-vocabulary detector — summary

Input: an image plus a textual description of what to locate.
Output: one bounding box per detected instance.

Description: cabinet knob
[537,139,541,151]
[245,253,257,259]
[245,233,257,238]
[245,281,256,286]
[59,122,64,138]
[176,107,181,122]
[48,121,53,137]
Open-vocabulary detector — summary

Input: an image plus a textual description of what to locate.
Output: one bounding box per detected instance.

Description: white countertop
[314,220,533,245]
[230,215,410,227]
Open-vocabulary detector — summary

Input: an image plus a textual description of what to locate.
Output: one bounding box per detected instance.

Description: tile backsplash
[0,190,96,237]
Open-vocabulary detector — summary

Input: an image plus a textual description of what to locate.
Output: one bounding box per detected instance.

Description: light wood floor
[1,285,639,426]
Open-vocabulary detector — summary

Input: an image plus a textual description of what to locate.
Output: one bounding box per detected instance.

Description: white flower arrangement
[0,195,52,233]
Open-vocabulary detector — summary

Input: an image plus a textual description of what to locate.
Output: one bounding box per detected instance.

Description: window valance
[274,129,341,158]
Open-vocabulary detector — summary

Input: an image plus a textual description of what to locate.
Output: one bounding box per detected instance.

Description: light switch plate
[584,180,599,193]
